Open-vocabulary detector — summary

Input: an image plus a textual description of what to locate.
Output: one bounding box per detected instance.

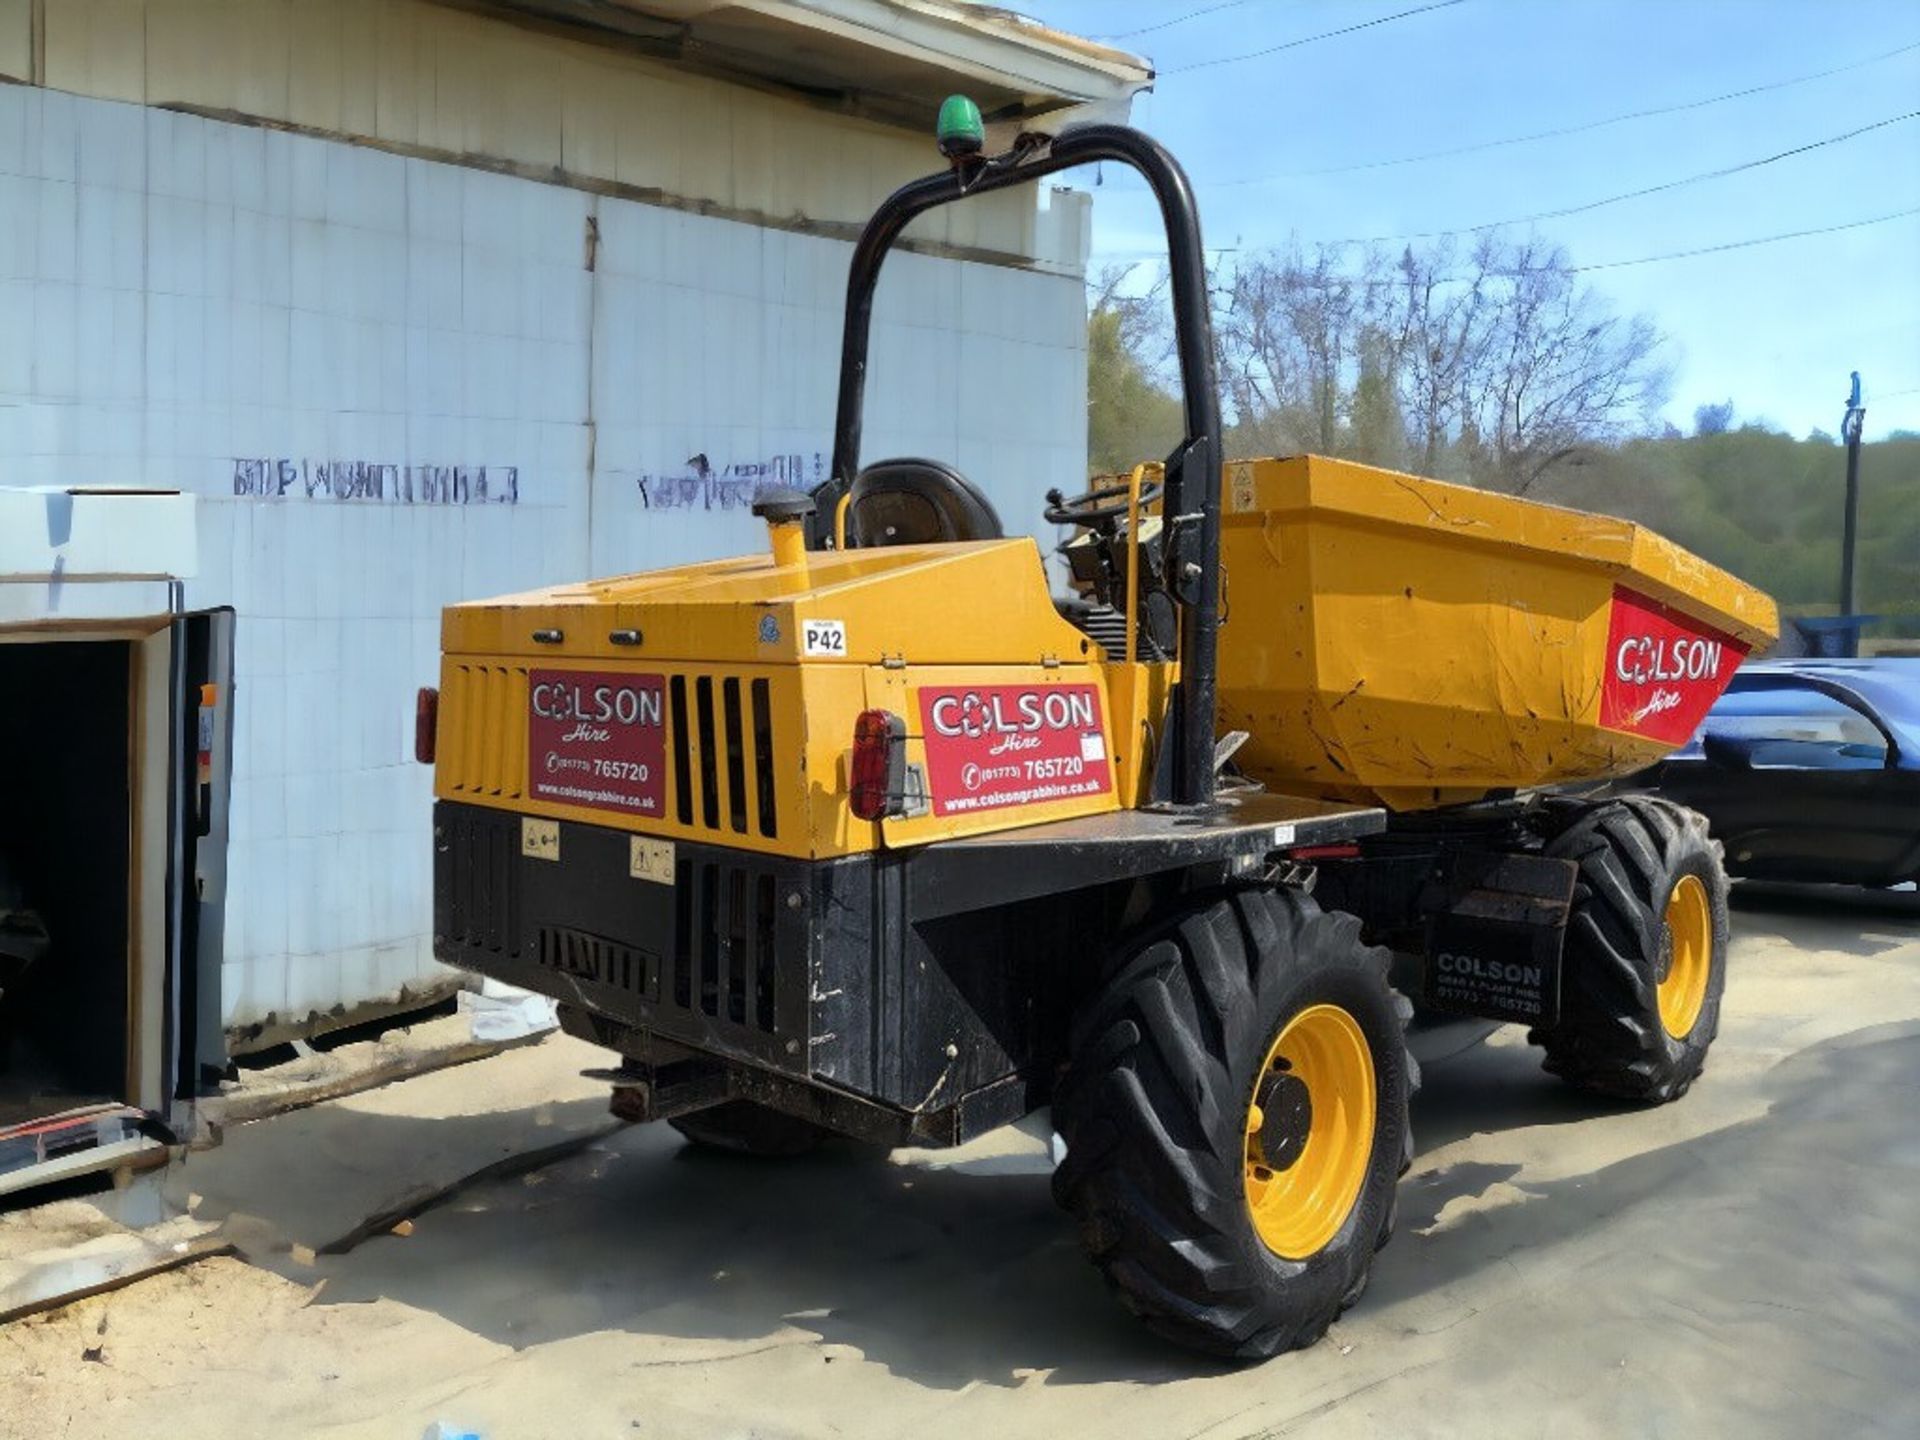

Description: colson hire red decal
[916,683,1114,817]
[1599,588,1748,745]
[527,670,667,817]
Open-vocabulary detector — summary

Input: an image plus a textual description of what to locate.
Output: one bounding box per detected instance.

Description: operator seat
[847,458,1004,546]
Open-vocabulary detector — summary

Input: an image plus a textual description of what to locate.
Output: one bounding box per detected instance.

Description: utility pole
[1839,371,1865,626]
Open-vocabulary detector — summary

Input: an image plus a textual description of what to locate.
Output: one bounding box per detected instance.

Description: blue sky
[1021,0,1920,440]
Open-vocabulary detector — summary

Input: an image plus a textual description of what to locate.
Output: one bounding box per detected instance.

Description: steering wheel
[1044,475,1165,529]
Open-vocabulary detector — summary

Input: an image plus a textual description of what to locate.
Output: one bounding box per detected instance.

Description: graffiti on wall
[633,453,825,512]
[231,459,520,505]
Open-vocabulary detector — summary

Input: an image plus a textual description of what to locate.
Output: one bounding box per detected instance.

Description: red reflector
[415,686,439,764]
[850,708,905,821]
[1289,843,1361,862]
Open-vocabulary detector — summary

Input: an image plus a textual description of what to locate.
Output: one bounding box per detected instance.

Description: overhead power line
[1565,206,1920,273]
[1341,110,1920,245]
[1107,1,1257,41]
[1164,0,1468,75]
[1098,243,1242,262]
[1094,205,1920,273]
[1209,36,1920,185]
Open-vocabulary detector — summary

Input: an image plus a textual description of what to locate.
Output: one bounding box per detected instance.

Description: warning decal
[1599,587,1748,745]
[916,683,1114,817]
[528,670,667,817]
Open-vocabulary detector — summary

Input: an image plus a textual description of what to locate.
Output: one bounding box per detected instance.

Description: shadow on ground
[1355,1022,1920,1435]
[291,1016,1920,1407]
[1730,881,1920,955]
[311,1116,1187,1387]
[164,1095,618,1258]
[1406,1016,1626,1154]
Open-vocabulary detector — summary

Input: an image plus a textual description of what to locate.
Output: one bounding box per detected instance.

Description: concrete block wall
[0,84,1091,1039]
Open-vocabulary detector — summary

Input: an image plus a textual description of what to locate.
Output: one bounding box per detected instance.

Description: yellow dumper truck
[418,107,1776,1358]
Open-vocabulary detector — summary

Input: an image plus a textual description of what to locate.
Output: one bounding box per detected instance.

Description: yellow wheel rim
[1658,873,1712,1039]
[1242,1003,1376,1260]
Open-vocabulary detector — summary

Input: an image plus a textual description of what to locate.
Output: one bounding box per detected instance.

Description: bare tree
[1394,239,1501,480]
[1210,234,1669,490]
[1468,236,1670,492]
[1093,234,1667,492]
[1215,250,1308,455]
[1215,242,1405,461]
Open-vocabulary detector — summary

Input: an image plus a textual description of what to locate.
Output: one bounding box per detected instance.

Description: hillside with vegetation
[1529,427,1920,638]
[1089,239,1919,640]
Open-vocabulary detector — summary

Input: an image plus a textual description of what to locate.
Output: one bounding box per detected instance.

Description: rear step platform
[909,791,1383,917]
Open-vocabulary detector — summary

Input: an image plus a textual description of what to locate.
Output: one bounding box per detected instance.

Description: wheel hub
[1657,873,1712,1039]
[1253,1069,1313,1171]
[1242,1003,1377,1260]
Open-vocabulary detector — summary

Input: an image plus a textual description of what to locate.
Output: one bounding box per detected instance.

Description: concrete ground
[4,885,1918,1440]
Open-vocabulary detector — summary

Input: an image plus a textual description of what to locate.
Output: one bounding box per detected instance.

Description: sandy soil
[4,885,1918,1440]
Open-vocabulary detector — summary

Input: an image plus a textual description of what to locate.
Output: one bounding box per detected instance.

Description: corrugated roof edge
[900,0,1154,83]
[505,0,1153,117]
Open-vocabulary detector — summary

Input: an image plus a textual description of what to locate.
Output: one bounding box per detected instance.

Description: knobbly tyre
[417,99,1777,1358]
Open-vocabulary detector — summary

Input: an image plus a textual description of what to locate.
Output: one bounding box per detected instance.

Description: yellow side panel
[1095,659,1176,810]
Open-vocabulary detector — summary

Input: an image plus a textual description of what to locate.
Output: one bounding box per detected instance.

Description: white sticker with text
[802,619,848,657]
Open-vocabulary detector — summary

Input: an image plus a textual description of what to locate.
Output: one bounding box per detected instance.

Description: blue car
[1633,659,1920,888]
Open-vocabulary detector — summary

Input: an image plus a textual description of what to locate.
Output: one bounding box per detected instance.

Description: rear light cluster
[850,709,906,821]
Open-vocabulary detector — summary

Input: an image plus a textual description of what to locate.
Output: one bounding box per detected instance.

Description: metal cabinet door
[168,607,235,1107]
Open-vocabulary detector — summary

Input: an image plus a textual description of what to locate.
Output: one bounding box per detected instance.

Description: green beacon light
[936,94,984,161]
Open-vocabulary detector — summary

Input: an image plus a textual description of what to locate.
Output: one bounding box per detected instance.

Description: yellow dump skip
[1218,456,1779,811]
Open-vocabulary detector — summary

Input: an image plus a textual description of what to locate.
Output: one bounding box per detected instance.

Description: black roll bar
[811,124,1224,809]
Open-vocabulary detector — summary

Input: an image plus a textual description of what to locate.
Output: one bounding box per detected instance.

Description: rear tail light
[1288,843,1361,862]
[415,686,439,764]
[850,709,906,821]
